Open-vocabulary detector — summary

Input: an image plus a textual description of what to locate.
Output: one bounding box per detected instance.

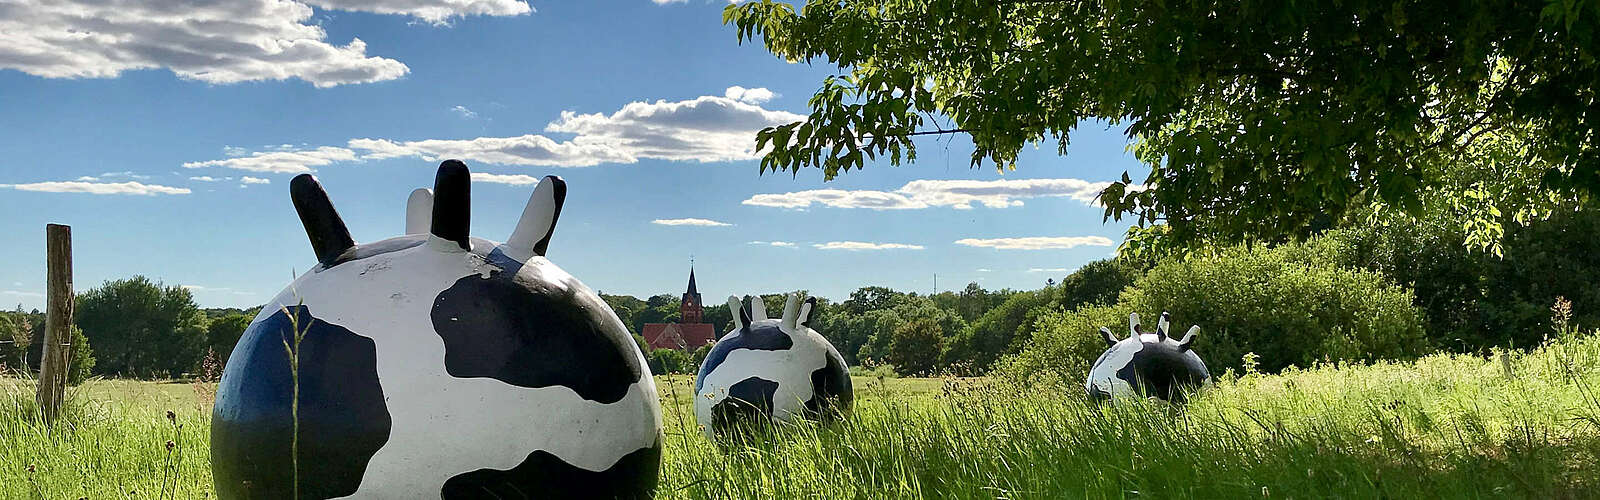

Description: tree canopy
[725,0,1598,248]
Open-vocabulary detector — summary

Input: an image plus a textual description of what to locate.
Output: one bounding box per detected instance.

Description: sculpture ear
[1157,312,1171,341]
[505,175,566,257]
[798,297,817,328]
[1177,325,1200,351]
[780,293,802,330]
[405,188,432,235]
[1128,312,1141,338]
[1099,327,1118,347]
[729,295,750,330]
[430,160,471,250]
[290,174,355,266]
[749,294,767,321]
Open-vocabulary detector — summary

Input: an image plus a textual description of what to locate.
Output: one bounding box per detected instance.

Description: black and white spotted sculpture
[211,160,662,499]
[1085,312,1210,404]
[693,294,853,438]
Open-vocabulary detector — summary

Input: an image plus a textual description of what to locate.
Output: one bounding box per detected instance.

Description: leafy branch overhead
[725,0,1599,247]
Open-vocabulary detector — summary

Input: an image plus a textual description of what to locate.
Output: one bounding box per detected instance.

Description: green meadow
[4,329,1600,499]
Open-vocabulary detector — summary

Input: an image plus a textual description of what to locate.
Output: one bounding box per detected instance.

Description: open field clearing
[5,331,1600,499]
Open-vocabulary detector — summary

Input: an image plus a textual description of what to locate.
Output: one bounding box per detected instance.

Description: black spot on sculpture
[1085,312,1210,403]
[211,160,662,498]
[694,293,853,437]
[211,306,389,499]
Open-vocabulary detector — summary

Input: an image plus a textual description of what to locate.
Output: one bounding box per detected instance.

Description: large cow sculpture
[1085,312,1210,404]
[211,160,662,499]
[694,293,852,438]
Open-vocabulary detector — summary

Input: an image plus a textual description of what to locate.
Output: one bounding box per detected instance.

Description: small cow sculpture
[694,293,853,438]
[211,161,662,499]
[1085,312,1210,403]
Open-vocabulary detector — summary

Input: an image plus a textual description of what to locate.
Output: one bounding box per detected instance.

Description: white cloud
[954,236,1116,250]
[307,0,531,24]
[1028,268,1073,273]
[189,176,227,182]
[724,86,775,105]
[540,90,803,163]
[0,180,190,195]
[813,241,924,251]
[349,136,632,167]
[976,268,993,272]
[747,240,797,247]
[223,146,250,157]
[744,178,1136,210]
[1,290,44,298]
[74,171,150,182]
[653,218,733,227]
[0,0,416,88]
[470,172,542,186]
[183,146,357,174]
[451,105,478,119]
[187,87,800,170]
[240,176,271,185]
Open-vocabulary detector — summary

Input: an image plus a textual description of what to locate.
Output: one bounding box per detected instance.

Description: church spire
[681,262,704,324]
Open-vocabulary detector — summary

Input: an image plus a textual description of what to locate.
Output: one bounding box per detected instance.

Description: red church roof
[642,322,716,351]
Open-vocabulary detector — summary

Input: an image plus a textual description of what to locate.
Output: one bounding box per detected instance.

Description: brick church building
[642,268,716,351]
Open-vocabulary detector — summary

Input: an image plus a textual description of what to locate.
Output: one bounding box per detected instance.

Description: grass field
[5,331,1600,499]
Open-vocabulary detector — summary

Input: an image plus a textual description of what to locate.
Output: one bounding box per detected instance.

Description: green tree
[20,320,96,385]
[725,0,1598,248]
[206,313,253,367]
[888,317,944,376]
[76,276,208,379]
[1057,259,1142,311]
[0,308,32,370]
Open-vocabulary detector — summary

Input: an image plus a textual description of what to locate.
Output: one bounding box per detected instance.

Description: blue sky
[0,0,1145,310]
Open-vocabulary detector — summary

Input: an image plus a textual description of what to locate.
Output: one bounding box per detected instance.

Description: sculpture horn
[1099,326,1118,347]
[1128,312,1141,338]
[290,174,354,266]
[1157,311,1171,341]
[798,297,817,328]
[781,293,802,330]
[505,175,566,258]
[749,294,767,321]
[430,160,471,250]
[728,295,748,330]
[405,188,432,235]
[1177,325,1200,351]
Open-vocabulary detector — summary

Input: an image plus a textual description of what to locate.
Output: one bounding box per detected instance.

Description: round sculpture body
[693,294,853,438]
[1085,312,1210,403]
[211,161,662,499]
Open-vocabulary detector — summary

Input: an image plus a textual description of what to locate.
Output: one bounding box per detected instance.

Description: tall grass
[5,330,1600,498]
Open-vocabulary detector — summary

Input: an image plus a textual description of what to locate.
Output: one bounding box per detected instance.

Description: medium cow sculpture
[1085,312,1210,404]
[211,160,662,499]
[694,293,852,438]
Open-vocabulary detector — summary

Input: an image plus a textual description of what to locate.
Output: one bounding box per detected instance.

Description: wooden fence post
[37,224,72,423]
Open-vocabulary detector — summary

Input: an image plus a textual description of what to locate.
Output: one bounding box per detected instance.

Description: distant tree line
[0,276,255,383]
[5,206,1593,383]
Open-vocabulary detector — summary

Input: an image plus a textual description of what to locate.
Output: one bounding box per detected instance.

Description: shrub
[1280,209,1600,352]
[649,348,695,375]
[1003,244,1428,384]
[994,304,1132,387]
[1120,245,1428,373]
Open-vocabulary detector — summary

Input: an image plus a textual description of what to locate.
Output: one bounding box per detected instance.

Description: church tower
[680,267,703,323]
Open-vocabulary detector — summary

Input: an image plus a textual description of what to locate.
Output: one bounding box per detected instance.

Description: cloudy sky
[0,0,1145,310]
